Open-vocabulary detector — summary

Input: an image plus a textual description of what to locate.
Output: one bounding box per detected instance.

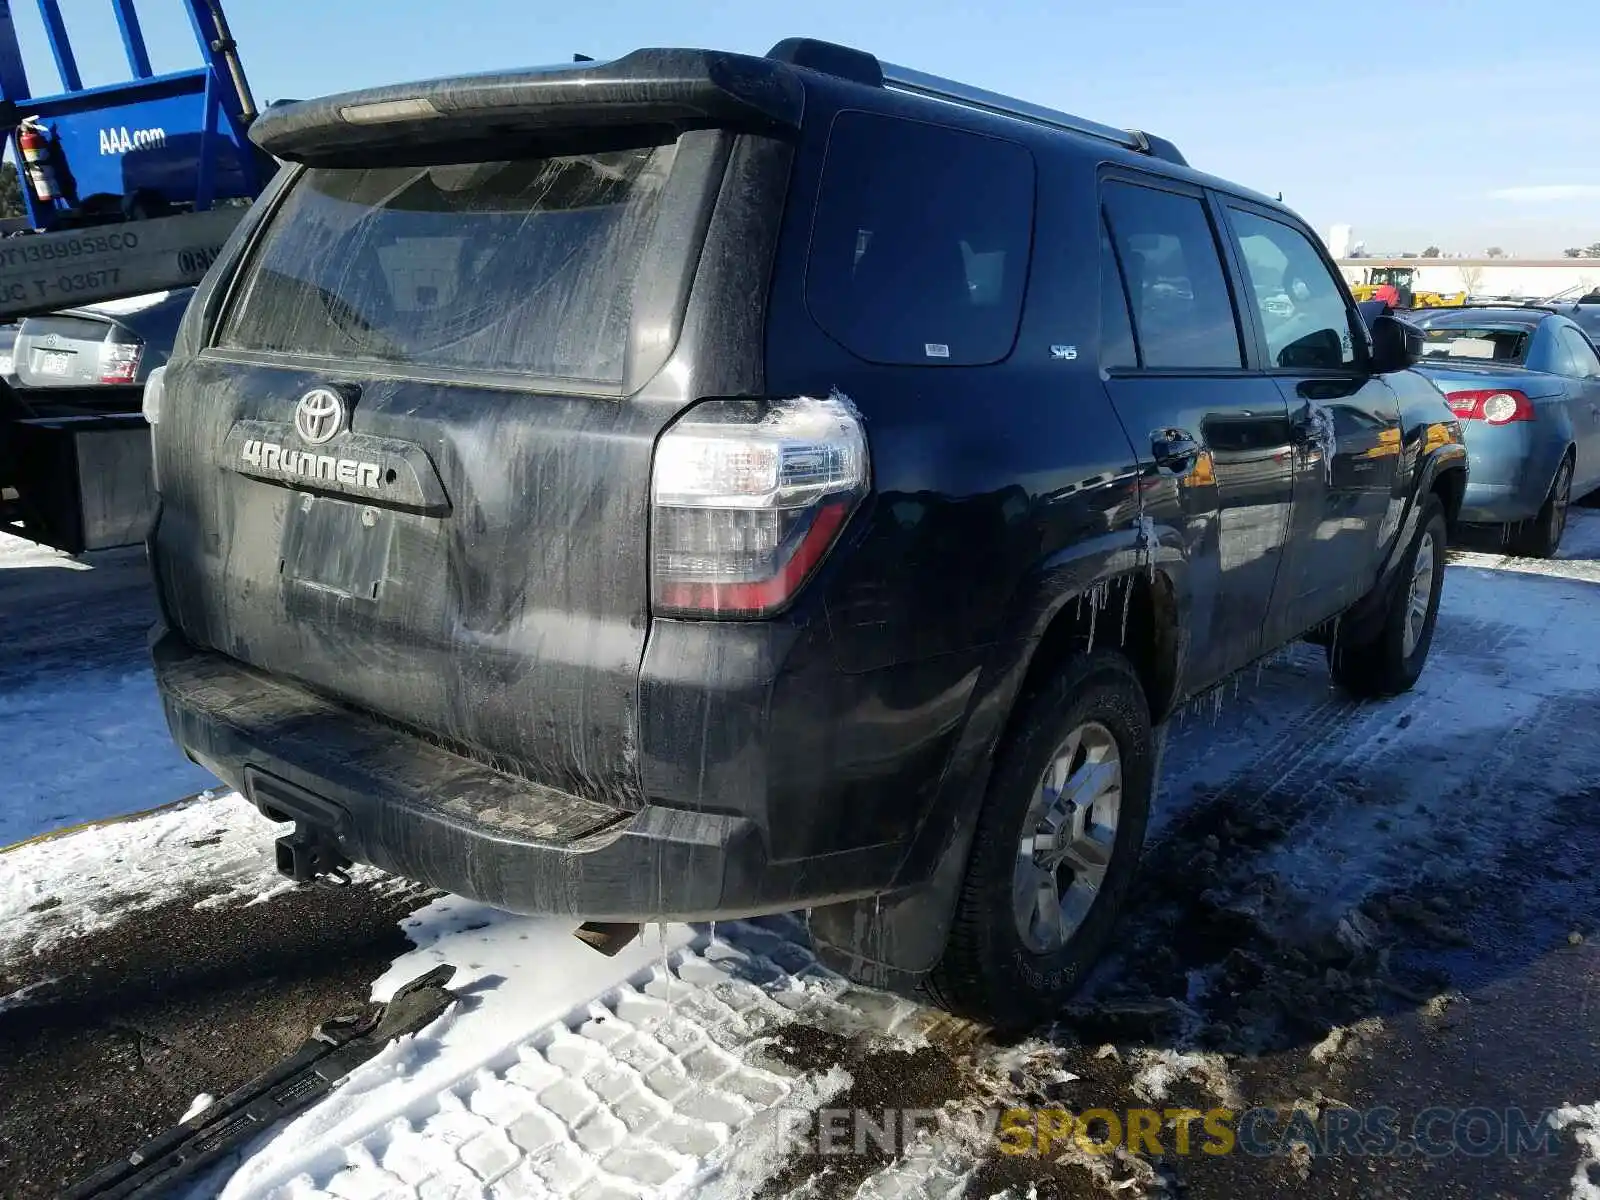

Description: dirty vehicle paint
[145,39,1468,1025]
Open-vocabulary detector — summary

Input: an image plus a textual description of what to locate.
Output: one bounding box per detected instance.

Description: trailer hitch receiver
[275,822,352,886]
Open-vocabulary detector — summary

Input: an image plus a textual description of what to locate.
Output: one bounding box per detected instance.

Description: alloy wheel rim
[1013,721,1122,954]
[1403,529,1435,659]
[1552,462,1572,548]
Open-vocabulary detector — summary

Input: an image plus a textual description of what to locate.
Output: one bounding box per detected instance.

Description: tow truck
[0,0,271,554]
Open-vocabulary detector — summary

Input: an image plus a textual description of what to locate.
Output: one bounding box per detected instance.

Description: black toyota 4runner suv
[144,38,1467,1027]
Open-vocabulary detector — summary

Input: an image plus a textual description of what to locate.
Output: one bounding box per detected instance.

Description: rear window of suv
[805,111,1035,367]
[217,141,678,385]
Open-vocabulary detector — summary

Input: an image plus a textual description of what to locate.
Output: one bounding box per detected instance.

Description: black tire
[1327,494,1447,698]
[1509,455,1573,559]
[927,649,1152,1030]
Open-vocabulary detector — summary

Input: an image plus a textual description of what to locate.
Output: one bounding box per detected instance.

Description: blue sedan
[1409,306,1600,557]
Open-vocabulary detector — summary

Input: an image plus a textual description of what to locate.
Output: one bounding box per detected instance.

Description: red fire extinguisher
[17,117,61,205]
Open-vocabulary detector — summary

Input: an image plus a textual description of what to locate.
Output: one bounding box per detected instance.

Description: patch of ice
[1303,399,1337,486]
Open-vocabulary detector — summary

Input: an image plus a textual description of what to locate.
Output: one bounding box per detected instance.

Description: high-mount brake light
[1443,388,1534,425]
[338,97,442,125]
[650,395,870,619]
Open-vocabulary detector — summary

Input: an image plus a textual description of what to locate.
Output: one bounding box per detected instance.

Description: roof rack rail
[878,60,1188,167]
[763,39,1187,167]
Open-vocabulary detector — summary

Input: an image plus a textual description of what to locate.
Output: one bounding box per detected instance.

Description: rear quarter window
[216,141,679,385]
[804,111,1035,367]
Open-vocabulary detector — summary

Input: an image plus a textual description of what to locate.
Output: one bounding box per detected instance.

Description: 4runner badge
[238,438,383,491]
[294,388,347,445]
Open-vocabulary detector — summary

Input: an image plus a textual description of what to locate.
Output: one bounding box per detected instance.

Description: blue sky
[10,0,1599,254]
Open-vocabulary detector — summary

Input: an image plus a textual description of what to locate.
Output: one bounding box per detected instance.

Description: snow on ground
[1551,1104,1600,1200]
[2,790,306,961]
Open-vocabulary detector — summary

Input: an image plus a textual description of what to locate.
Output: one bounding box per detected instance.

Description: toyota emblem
[294,388,346,445]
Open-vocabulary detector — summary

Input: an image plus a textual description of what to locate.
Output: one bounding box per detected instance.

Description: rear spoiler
[250,49,806,166]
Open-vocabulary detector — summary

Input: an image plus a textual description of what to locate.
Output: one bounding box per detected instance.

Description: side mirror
[1370,313,1423,373]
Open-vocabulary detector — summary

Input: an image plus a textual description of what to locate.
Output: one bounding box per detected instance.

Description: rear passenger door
[1220,200,1403,640]
[1555,325,1600,494]
[1099,174,1294,687]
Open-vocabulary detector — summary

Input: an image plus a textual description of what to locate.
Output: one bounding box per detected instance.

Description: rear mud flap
[61,965,458,1200]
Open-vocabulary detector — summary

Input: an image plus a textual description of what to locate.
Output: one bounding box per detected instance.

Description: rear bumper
[1459,480,1546,524]
[1457,424,1563,524]
[151,627,899,921]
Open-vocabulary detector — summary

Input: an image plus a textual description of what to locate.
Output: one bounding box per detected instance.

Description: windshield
[218,142,678,384]
[1416,324,1531,365]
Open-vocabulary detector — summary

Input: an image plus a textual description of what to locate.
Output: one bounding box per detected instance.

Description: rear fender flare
[1344,438,1466,644]
[808,521,1193,989]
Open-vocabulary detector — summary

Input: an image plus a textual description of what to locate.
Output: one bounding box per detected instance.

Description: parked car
[1409,305,1600,556]
[0,321,19,387]
[1561,293,1600,343]
[14,288,191,389]
[142,38,1467,1028]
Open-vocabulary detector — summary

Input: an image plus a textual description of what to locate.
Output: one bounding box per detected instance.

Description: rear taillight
[99,337,143,384]
[650,394,870,619]
[1444,389,1533,425]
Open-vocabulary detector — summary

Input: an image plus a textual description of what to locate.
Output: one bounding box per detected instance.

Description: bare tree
[1459,265,1484,297]
[1423,245,1442,258]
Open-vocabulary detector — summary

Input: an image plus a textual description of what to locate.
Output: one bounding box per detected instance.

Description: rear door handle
[1151,428,1200,469]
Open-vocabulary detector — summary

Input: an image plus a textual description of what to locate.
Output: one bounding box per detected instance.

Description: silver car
[14,288,192,390]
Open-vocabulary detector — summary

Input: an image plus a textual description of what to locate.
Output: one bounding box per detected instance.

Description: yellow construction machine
[1347,266,1466,308]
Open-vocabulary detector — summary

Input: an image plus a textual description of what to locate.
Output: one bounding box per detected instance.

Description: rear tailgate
[150,109,762,808]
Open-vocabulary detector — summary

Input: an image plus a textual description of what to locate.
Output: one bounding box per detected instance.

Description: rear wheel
[1509,455,1572,559]
[928,649,1152,1029]
[1328,494,1447,697]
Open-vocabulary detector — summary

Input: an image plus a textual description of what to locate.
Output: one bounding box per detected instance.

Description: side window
[1559,327,1600,378]
[1099,215,1137,369]
[1227,209,1359,370]
[805,111,1035,367]
[1548,327,1582,376]
[1100,181,1243,369]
